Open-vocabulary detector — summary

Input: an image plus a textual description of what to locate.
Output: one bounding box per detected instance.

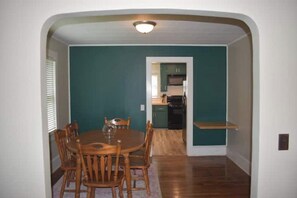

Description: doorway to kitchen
[146,57,193,156]
[152,129,186,155]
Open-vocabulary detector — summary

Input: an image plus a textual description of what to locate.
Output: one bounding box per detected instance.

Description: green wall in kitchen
[70,46,226,145]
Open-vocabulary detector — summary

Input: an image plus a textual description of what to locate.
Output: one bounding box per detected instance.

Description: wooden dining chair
[129,120,152,158]
[76,139,125,198]
[128,123,154,195]
[104,117,131,129]
[65,121,79,142]
[144,120,152,143]
[54,129,77,197]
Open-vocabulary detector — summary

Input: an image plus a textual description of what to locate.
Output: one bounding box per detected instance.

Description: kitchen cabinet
[152,105,168,128]
[168,64,186,74]
[160,63,186,92]
[160,65,168,92]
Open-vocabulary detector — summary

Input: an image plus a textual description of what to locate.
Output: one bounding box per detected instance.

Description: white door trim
[146,57,193,156]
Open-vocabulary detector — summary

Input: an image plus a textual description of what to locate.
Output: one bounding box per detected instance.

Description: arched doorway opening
[41,9,259,197]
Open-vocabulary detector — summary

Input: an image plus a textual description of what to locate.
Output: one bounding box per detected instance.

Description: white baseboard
[187,145,226,156]
[49,132,61,173]
[227,148,251,175]
[51,155,61,173]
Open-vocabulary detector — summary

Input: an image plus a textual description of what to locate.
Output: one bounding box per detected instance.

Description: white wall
[47,37,69,173]
[0,1,297,198]
[227,34,252,175]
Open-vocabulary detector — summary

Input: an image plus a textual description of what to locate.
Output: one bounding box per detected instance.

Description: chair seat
[130,148,145,158]
[119,155,149,168]
[130,157,150,168]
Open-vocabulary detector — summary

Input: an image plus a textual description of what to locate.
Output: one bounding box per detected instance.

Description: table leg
[75,153,81,198]
[123,153,132,198]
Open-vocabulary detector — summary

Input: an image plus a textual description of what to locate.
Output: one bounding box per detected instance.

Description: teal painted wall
[193,47,227,145]
[70,46,226,145]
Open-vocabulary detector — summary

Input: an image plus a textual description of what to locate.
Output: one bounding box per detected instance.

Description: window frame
[151,74,159,98]
[46,51,58,133]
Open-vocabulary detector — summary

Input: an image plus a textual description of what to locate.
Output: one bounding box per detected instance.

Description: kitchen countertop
[152,102,168,106]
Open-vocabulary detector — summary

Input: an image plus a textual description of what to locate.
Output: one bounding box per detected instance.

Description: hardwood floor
[152,129,186,155]
[52,129,251,197]
[152,129,250,198]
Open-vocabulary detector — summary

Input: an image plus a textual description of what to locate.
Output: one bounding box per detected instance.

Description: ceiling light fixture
[133,21,156,34]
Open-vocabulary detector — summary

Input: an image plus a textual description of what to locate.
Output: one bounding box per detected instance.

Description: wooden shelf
[194,121,238,130]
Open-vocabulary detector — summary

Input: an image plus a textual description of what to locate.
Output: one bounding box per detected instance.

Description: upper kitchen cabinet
[162,63,186,75]
[160,64,168,92]
[160,63,186,92]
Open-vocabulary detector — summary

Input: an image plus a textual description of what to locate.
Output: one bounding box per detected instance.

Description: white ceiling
[50,14,250,45]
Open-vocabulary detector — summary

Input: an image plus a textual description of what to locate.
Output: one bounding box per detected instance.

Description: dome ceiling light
[133,21,156,34]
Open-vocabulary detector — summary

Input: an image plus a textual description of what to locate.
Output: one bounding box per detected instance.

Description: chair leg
[143,168,151,195]
[66,170,71,187]
[111,187,116,198]
[60,171,68,198]
[87,187,92,198]
[68,170,75,185]
[91,187,95,198]
[119,178,124,198]
[132,169,137,188]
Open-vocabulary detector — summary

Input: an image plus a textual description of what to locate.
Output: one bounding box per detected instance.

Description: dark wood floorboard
[151,129,250,198]
[152,156,250,198]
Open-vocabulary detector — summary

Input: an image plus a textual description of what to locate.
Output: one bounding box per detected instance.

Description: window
[152,74,158,98]
[46,58,57,133]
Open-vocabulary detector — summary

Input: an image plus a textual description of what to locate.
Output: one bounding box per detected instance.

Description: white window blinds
[46,58,57,133]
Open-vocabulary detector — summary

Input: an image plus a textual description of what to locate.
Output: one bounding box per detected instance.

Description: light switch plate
[278,134,289,150]
[140,104,145,111]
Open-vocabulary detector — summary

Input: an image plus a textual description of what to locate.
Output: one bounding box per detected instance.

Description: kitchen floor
[152,128,186,155]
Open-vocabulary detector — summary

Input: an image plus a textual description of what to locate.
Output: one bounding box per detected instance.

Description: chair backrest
[144,123,154,166]
[65,121,79,142]
[146,120,151,130]
[144,120,151,142]
[54,129,74,169]
[76,139,122,183]
[104,117,131,129]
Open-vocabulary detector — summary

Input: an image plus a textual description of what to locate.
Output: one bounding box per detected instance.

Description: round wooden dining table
[67,129,145,198]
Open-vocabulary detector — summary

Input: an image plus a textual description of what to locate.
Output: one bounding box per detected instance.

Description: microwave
[167,74,186,86]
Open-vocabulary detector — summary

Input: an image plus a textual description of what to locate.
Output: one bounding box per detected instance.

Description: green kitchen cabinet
[160,65,168,92]
[162,63,186,75]
[160,63,186,92]
[152,105,168,128]
[174,64,186,74]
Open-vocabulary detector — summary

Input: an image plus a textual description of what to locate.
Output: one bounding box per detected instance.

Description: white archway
[42,9,259,197]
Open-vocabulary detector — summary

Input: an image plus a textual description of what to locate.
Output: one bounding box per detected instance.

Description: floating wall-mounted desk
[194,121,238,130]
